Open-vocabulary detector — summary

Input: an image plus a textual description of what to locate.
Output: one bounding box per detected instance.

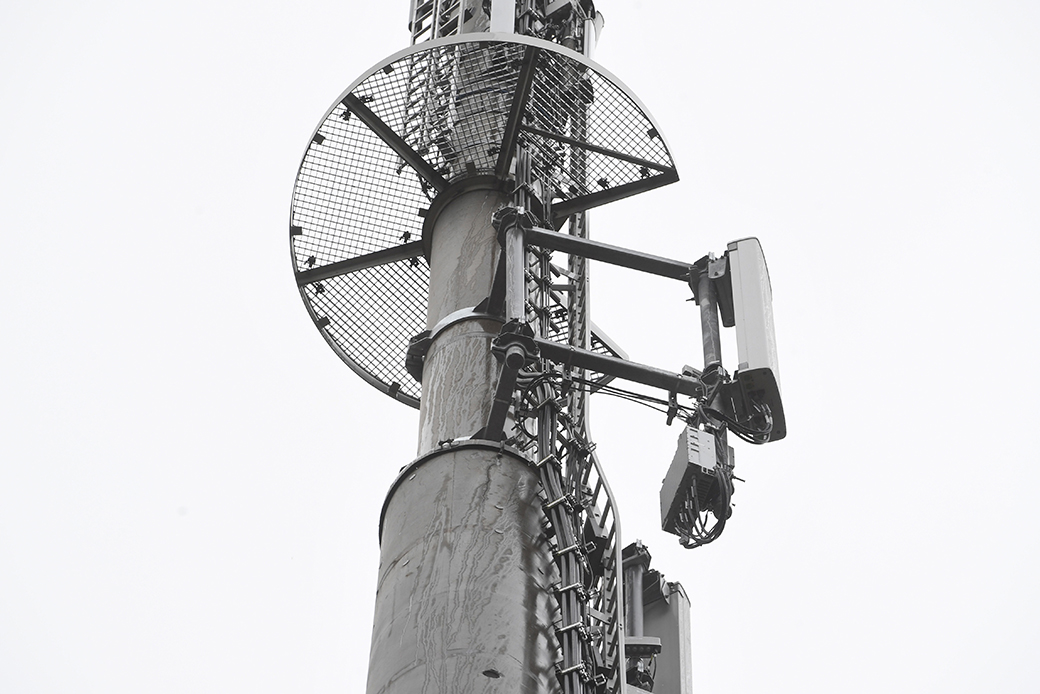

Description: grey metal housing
[726,237,786,441]
[659,426,716,536]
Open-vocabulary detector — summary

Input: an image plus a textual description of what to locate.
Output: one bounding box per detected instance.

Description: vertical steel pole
[504,212,527,322]
[418,189,510,452]
[621,540,651,689]
[696,263,731,516]
[697,268,722,368]
[624,563,645,639]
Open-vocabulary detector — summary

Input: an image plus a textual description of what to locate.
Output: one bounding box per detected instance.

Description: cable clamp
[665,389,679,426]
[555,622,590,641]
[553,582,588,601]
[555,622,585,634]
[554,581,584,593]
[553,542,582,558]
[554,661,591,680]
[534,394,561,411]
[535,453,559,469]
[544,494,575,511]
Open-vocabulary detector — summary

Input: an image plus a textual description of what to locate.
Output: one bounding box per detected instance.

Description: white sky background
[2,1,1038,692]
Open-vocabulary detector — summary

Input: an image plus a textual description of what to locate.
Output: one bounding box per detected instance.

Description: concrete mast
[288,2,695,692]
[368,4,598,693]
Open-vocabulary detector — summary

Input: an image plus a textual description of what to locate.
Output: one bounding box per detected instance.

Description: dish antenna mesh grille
[291,35,676,406]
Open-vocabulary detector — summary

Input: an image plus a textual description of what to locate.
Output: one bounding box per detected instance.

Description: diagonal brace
[495,45,540,180]
[295,240,424,285]
[480,337,533,441]
[342,94,449,193]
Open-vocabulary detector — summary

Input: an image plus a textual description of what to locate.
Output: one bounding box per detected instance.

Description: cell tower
[289,3,786,694]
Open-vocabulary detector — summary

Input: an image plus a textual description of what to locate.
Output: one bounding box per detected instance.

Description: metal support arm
[526,226,694,281]
[494,332,703,399]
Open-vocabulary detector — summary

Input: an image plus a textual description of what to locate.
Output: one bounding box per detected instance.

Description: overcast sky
[2,1,1038,693]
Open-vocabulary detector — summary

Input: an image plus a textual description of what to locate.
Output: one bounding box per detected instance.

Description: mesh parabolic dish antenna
[290,34,677,408]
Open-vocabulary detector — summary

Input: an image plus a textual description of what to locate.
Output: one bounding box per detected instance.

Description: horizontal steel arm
[526,227,694,281]
[529,336,703,398]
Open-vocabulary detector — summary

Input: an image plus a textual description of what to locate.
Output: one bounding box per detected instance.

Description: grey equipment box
[726,237,786,441]
[660,425,717,536]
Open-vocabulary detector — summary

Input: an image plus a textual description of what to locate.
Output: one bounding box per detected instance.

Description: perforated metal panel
[290,34,677,407]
